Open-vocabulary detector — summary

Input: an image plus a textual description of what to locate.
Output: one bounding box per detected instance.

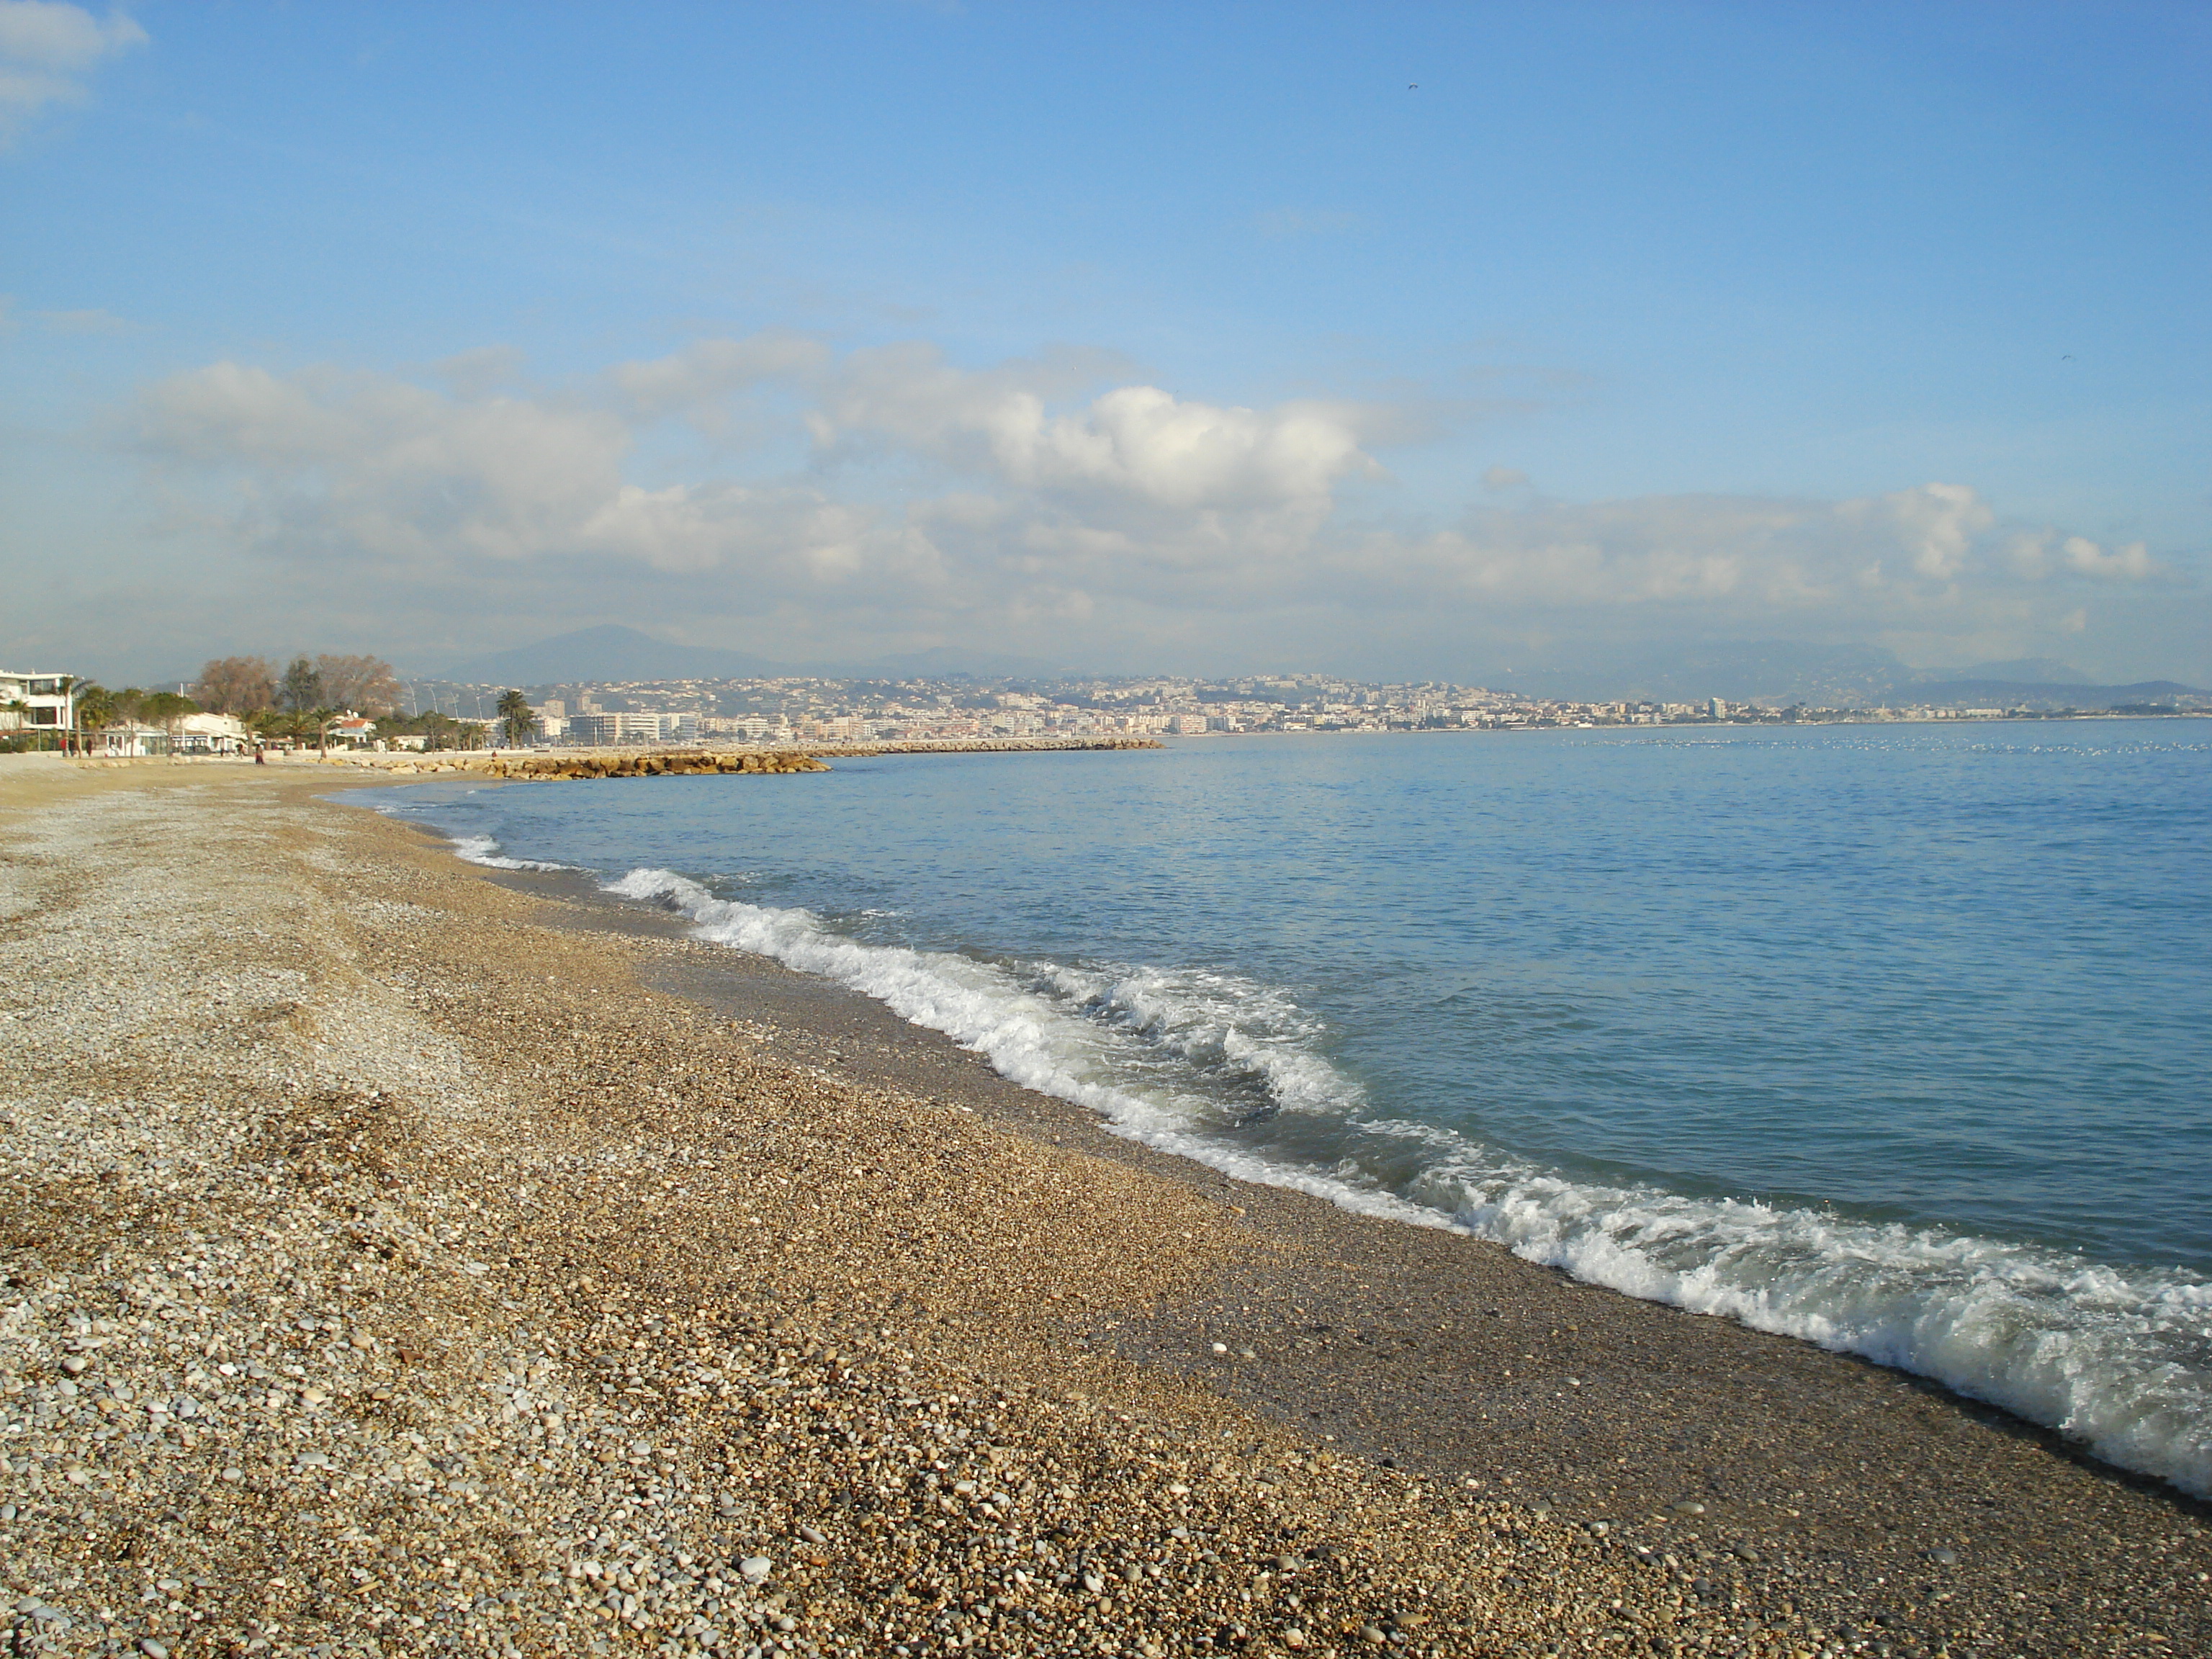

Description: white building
[567,711,669,745]
[0,670,75,738]
[99,721,170,757]
[176,712,250,755]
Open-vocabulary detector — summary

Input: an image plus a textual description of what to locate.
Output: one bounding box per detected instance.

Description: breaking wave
[607,863,2212,1499]
[447,833,576,873]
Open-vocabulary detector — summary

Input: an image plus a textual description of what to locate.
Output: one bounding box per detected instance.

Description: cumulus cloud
[120,336,2184,668]
[2062,535,2158,582]
[1999,529,2167,585]
[0,1,145,144]
[815,341,1380,513]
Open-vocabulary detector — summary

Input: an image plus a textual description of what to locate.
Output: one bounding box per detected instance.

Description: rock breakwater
[490,752,830,781]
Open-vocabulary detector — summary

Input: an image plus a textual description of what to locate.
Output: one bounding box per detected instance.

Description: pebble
[0,772,2199,1659]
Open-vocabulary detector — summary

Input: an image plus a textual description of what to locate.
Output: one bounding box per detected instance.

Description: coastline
[1,765,2205,1658]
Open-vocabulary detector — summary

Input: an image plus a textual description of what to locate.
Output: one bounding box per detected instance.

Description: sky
[2,1,2207,686]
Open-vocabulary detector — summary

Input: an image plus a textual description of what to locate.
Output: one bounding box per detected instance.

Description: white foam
[448,833,574,872]
[1401,1132,2212,1496]
[609,863,2212,1499]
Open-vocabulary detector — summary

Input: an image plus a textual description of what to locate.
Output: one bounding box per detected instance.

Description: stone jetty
[488,751,829,781]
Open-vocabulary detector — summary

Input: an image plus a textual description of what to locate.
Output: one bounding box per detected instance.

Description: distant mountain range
[433,624,1079,686]
[426,625,2203,709]
[1495,642,2205,709]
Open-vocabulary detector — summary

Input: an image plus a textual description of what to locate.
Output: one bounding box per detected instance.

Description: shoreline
[482,845,2212,1501]
[2,765,2206,1659]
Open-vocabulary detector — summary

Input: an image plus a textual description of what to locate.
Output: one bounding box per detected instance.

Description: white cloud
[605,332,830,422]
[2062,535,2158,583]
[120,339,2186,669]
[816,341,1380,513]
[0,2,145,145]
[1326,487,2000,614]
[1998,529,2166,585]
[130,357,945,601]
[1838,480,1993,583]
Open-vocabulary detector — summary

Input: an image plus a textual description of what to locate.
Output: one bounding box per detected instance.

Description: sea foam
[448,833,575,873]
[606,862,2212,1499]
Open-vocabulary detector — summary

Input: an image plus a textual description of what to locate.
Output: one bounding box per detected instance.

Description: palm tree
[1,696,45,752]
[495,689,537,748]
[71,682,115,757]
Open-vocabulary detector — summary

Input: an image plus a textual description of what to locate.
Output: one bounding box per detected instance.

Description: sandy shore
[1,763,2205,1659]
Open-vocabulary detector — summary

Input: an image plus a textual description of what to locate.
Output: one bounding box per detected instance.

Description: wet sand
[1,760,2206,1659]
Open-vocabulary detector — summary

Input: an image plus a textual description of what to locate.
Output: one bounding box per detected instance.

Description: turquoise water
[377,721,2212,1494]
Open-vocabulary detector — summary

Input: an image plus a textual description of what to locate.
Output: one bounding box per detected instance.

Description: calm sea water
[376,721,2212,1494]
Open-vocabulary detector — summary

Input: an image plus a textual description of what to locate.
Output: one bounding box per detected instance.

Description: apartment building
[0,670,75,735]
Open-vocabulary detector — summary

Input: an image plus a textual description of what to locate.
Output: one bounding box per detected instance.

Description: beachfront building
[176,711,251,755]
[0,669,76,740]
[567,711,685,745]
[98,721,171,757]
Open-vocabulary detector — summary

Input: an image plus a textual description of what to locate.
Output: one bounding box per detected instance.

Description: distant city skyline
[3,3,2206,685]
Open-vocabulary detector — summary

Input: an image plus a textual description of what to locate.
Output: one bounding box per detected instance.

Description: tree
[195,656,276,714]
[71,681,114,755]
[139,691,198,726]
[139,691,198,748]
[495,689,537,747]
[3,696,40,751]
[314,653,400,715]
[279,657,324,713]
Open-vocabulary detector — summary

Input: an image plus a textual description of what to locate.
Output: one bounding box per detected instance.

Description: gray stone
[737,1557,771,1585]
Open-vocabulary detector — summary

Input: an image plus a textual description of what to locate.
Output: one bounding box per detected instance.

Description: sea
[371,721,2212,1498]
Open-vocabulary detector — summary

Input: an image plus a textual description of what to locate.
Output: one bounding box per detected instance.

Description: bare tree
[194,656,277,715]
[314,654,401,714]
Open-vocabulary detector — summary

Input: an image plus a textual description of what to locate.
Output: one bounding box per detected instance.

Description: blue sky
[3,1,2206,683]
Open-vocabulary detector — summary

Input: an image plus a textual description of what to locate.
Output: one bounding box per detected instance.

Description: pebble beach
[2,760,2206,1659]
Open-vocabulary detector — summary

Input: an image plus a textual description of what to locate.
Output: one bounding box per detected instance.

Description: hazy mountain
[1499,642,1912,705]
[842,646,1079,681]
[1903,678,2206,709]
[1493,642,2203,708]
[1923,657,2094,685]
